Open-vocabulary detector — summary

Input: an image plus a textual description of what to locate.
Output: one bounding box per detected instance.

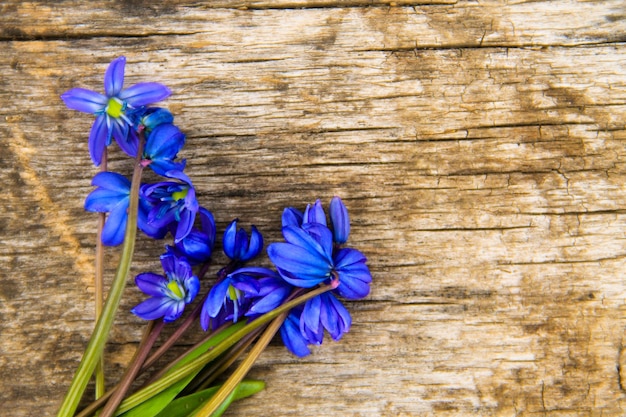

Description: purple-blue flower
[280,307,311,357]
[143,123,186,177]
[200,267,272,331]
[268,223,371,299]
[222,220,264,262]
[131,254,199,323]
[61,56,171,166]
[166,207,216,265]
[140,171,199,243]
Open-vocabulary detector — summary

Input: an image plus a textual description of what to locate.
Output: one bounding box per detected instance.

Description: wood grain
[2,1,626,416]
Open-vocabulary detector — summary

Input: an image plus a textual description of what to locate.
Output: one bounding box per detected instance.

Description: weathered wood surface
[2,1,626,415]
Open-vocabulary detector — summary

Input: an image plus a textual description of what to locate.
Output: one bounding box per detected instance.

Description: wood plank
[2,1,626,416]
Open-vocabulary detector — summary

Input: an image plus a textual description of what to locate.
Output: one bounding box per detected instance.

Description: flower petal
[91,171,131,192]
[131,297,176,321]
[280,312,311,357]
[267,242,332,287]
[61,88,107,113]
[101,201,129,246]
[120,82,171,106]
[281,207,303,228]
[88,114,109,166]
[302,296,322,335]
[135,272,169,297]
[204,278,231,318]
[329,196,350,244]
[104,56,126,97]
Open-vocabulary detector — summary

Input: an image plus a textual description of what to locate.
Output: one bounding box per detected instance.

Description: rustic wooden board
[2,1,626,416]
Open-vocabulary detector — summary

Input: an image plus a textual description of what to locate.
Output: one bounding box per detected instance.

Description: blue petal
[281,207,303,228]
[204,278,231,318]
[120,82,171,106]
[101,201,129,246]
[324,293,351,340]
[302,296,322,335]
[267,242,332,287]
[91,171,131,192]
[223,219,238,259]
[184,275,200,303]
[145,124,185,160]
[104,56,126,97]
[149,160,187,177]
[135,272,169,297]
[303,200,327,226]
[175,208,195,243]
[247,285,290,315]
[334,249,371,299]
[240,225,263,261]
[163,300,186,322]
[329,196,350,244]
[112,120,137,158]
[88,114,109,166]
[131,297,176,321]
[61,88,107,113]
[281,226,333,265]
[280,312,311,357]
[84,188,128,212]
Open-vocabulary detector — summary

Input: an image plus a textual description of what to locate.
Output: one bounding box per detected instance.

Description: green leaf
[117,322,247,417]
[154,380,265,417]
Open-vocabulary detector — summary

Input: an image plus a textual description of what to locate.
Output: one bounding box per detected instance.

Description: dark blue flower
[166,207,216,265]
[143,123,186,176]
[222,219,263,262]
[140,171,199,243]
[61,56,171,165]
[131,254,199,323]
[267,224,371,298]
[84,171,130,246]
[200,267,271,331]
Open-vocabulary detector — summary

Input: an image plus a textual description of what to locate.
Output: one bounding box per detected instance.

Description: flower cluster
[58,56,373,417]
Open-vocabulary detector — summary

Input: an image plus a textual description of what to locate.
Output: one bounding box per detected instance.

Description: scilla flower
[142,123,186,176]
[140,171,199,243]
[166,207,216,265]
[268,224,371,298]
[222,219,264,262]
[131,254,199,322]
[61,56,171,165]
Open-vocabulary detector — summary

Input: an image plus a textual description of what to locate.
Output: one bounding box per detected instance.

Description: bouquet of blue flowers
[57,56,372,417]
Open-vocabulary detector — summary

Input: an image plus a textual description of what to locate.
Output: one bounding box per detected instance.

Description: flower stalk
[56,135,145,417]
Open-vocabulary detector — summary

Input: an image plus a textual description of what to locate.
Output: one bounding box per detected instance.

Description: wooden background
[2,1,626,415]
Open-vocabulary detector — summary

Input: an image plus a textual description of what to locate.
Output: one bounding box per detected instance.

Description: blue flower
[222,219,264,262]
[166,207,216,265]
[245,272,292,318]
[141,171,199,243]
[84,171,170,244]
[282,197,349,245]
[267,223,371,299]
[200,267,272,331]
[143,123,186,176]
[131,254,200,323]
[61,56,171,165]
[279,292,352,357]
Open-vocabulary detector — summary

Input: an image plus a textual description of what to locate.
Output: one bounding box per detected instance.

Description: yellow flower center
[171,188,188,201]
[106,98,124,118]
[167,280,184,299]
[228,284,239,301]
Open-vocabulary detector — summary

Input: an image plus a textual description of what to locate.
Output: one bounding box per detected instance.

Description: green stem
[191,313,286,417]
[99,320,164,417]
[95,147,108,401]
[57,138,145,417]
[113,283,335,415]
